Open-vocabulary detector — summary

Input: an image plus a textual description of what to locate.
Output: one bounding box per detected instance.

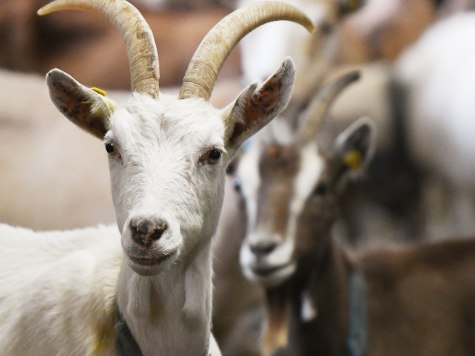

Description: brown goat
[236,72,475,355]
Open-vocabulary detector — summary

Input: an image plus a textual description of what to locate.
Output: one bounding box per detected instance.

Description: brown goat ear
[337,0,366,17]
[332,116,376,183]
[222,58,295,151]
[46,69,116,139]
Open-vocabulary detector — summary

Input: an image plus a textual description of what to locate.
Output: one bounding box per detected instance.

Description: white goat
[395,11,475,238]
[0,0,314,354]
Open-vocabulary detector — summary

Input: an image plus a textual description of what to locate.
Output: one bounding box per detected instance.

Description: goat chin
[243,262,297,288]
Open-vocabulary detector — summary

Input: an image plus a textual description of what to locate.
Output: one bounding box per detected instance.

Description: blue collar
[346,270,368,356]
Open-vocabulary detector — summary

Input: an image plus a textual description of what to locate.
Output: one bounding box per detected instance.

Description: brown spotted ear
[46,69,116,139]
[222,58,295,151]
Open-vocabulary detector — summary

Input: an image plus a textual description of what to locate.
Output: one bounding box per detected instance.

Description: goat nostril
[130,218,168,246]
[249,242,277,256]
[136,220,149,235]
[151,223,167,241]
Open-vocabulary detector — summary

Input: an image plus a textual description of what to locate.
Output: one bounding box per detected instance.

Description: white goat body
[395,12,475,237]
[396,12,475,191]
[0,223,121,355]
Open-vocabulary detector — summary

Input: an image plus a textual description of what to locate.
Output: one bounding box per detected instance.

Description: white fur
[236,137,262,230]
[300,289,318,322]
[0,223,121,356]
[288,143,324,238]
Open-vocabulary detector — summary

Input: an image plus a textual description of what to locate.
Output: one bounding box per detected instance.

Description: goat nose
[130,218,168,247]
[249,242,277,256]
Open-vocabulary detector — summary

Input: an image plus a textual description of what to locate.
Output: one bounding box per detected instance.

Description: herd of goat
[1,0,475,355]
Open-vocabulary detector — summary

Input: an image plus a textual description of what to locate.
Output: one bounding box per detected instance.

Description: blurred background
[2,0,475,355]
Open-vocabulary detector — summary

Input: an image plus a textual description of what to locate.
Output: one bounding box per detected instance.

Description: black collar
[116,312,143,356]
[116,311,212,356]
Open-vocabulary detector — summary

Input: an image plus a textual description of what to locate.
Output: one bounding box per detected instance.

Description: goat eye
[105,142,115,154]
[209,148,222,161]
[314,182,329,196]
[105,142,121,160]
[200,147,223,165]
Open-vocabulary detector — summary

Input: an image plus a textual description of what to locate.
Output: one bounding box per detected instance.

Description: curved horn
[297,70,360,144]
[179,1,315,100]
[38,0,160,98]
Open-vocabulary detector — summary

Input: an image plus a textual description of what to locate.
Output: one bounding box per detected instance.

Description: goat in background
[395,11,475,239]
[236,71,475,356]
[237,0,475,246]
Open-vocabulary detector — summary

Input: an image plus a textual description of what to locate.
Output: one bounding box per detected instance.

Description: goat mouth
[128,253,173,267]
[251,262,293,276]
[246,262,296,287]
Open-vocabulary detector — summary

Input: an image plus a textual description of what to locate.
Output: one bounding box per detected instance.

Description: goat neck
[117,238,214,355]
[291,237,352,355]
[261,234,352,356]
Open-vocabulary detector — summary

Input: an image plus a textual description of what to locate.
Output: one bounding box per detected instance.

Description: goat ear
[222,58,295,151]
[332,116,376,182]
[46,69,116,139]
[337,0,366,17]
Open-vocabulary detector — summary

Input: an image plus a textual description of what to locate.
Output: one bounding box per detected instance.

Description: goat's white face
[104,95,233,274]
[106,95,227,275]
[238,117,375,287]
[46,56,297,276]
[41,0,316,277]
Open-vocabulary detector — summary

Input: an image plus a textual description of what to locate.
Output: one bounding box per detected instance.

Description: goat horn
[297,70,360,143]
[38,0,160,98]
[178,1,315,100]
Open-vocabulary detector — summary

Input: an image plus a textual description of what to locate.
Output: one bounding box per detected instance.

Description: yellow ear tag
[91,87,107,97]
[344,150,363,171]
[89,87,116,115]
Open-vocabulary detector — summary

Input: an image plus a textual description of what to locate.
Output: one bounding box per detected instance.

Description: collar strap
[346,270,368,356]
[116,312,143,356]
[116,311,211,356]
